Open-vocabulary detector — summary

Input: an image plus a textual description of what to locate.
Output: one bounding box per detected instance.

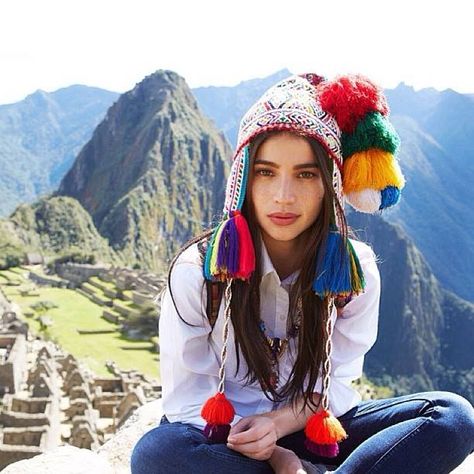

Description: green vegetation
[0,196,125,270]
[89,276,117,291]
[0,268,159,380]
[353,374,394,399]
[0,269,23,285]
[30,300,59,313]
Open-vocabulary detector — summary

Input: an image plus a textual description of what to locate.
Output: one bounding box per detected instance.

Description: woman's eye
[299,171,317,179]
[256,169,273,176]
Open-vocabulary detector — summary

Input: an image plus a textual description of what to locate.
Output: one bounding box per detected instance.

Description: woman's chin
[261,228,302,244]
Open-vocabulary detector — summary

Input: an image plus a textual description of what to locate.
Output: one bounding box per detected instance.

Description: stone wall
[0,265,162,470]
[0,334,27,395]
[27,272,67,288]
[55,263,109,286]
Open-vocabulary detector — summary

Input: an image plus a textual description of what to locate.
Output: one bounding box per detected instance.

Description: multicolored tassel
[304,409,347,457]
[318,75,405,213]
[201,392,235,442]
[312,227,365,298]
[204,210,255,282]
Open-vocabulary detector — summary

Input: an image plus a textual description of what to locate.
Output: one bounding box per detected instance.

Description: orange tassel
[305,409,347,444]
[201,392,235,425]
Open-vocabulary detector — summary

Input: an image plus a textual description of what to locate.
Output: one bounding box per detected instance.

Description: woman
[131,73,474,473]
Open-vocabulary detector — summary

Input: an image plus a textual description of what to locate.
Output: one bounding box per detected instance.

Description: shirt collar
[259,234,300,286]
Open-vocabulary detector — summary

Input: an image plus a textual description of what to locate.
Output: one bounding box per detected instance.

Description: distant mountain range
[1,71,473,302]
[0,85,119,216]
[192,68,292,147]
[0,69,472,402]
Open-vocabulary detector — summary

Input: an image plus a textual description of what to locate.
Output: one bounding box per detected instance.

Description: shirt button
[279,315,285,321]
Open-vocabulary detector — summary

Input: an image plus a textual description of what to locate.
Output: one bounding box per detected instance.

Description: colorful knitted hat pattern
[200,73,404,456]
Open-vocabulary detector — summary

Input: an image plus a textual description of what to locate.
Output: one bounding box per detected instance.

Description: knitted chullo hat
[200,73,404,456]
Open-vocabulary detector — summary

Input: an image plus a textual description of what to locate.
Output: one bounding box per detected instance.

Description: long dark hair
[166,130,349,415]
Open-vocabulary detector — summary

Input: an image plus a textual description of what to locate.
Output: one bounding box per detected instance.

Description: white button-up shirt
[159,237,380,430]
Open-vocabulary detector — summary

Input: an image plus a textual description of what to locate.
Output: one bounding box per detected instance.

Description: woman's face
[249,132,326,251]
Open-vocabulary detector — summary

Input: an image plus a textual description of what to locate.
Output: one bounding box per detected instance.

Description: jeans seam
[202,444,267,466]
[183,426,263,467]
[339,397,435,421]
[366,417,433,474]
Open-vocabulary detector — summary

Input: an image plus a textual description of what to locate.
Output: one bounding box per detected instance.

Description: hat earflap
[318,75,405,213]
[204,145,256,282]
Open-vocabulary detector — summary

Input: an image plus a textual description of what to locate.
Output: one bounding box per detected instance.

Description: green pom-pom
[341,112,400,159]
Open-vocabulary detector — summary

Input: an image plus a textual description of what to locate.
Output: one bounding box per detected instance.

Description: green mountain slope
[349,212,474,402]
[0,195,120,266]
[57,70,232,272]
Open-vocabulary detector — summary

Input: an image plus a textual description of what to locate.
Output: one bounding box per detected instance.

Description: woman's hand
[226,415,278,461]
[268,446,307,474]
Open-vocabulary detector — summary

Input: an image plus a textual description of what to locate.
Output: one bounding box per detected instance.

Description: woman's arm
[160,245,241,428]
[259,392,322,439]
[226,393,321,462]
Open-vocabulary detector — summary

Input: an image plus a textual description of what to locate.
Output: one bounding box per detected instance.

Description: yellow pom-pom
[343,149,405,193]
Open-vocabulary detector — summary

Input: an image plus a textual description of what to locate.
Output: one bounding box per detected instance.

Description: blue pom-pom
[379,186,401,209]
[313,230,351,298]
[313,228,366,298]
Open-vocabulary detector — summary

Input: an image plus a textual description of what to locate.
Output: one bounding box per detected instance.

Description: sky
[1,0,472,105]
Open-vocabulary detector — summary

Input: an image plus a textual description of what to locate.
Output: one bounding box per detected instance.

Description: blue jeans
[131,391,474,473]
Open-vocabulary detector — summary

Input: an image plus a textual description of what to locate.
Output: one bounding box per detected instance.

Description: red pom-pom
[318,75,389,133]
[201,392,235,425]
[305,409,347,444]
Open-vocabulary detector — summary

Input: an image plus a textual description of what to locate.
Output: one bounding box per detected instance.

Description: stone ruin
[0,298,161,471]
[0,319,61,469]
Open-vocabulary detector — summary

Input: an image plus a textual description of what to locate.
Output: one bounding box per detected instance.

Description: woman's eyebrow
[254,159,318,169]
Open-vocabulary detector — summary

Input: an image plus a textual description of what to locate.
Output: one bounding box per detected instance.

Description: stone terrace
[0,285,161,470]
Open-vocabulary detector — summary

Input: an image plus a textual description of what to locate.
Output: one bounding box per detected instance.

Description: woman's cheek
[254,180,272,199]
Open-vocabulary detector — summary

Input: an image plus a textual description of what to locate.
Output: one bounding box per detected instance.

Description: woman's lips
[268,213,299,226]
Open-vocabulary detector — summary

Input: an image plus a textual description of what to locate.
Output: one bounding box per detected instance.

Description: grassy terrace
[22,265,64,282]
[81,282,111,304]
[0,268,159,380]
[89,275,118,292]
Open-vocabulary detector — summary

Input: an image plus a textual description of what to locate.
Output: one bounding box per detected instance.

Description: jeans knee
[434,391,474,454]
[131,429,159,473]
[131,426,180,473]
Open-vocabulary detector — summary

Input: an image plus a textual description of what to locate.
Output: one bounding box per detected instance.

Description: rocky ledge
[3,399,473,473]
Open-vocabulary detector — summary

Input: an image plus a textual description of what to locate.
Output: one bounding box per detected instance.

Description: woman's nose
[274,177,296,204]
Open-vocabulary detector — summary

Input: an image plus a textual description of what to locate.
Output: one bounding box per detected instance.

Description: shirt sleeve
[159,246,242,429]
[326,241,381,417]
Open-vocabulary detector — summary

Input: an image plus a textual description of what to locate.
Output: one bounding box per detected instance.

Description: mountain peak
[23,89,53,105]
[58,69,232,271]
[124,69,199,113]
[394,81,415,92]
